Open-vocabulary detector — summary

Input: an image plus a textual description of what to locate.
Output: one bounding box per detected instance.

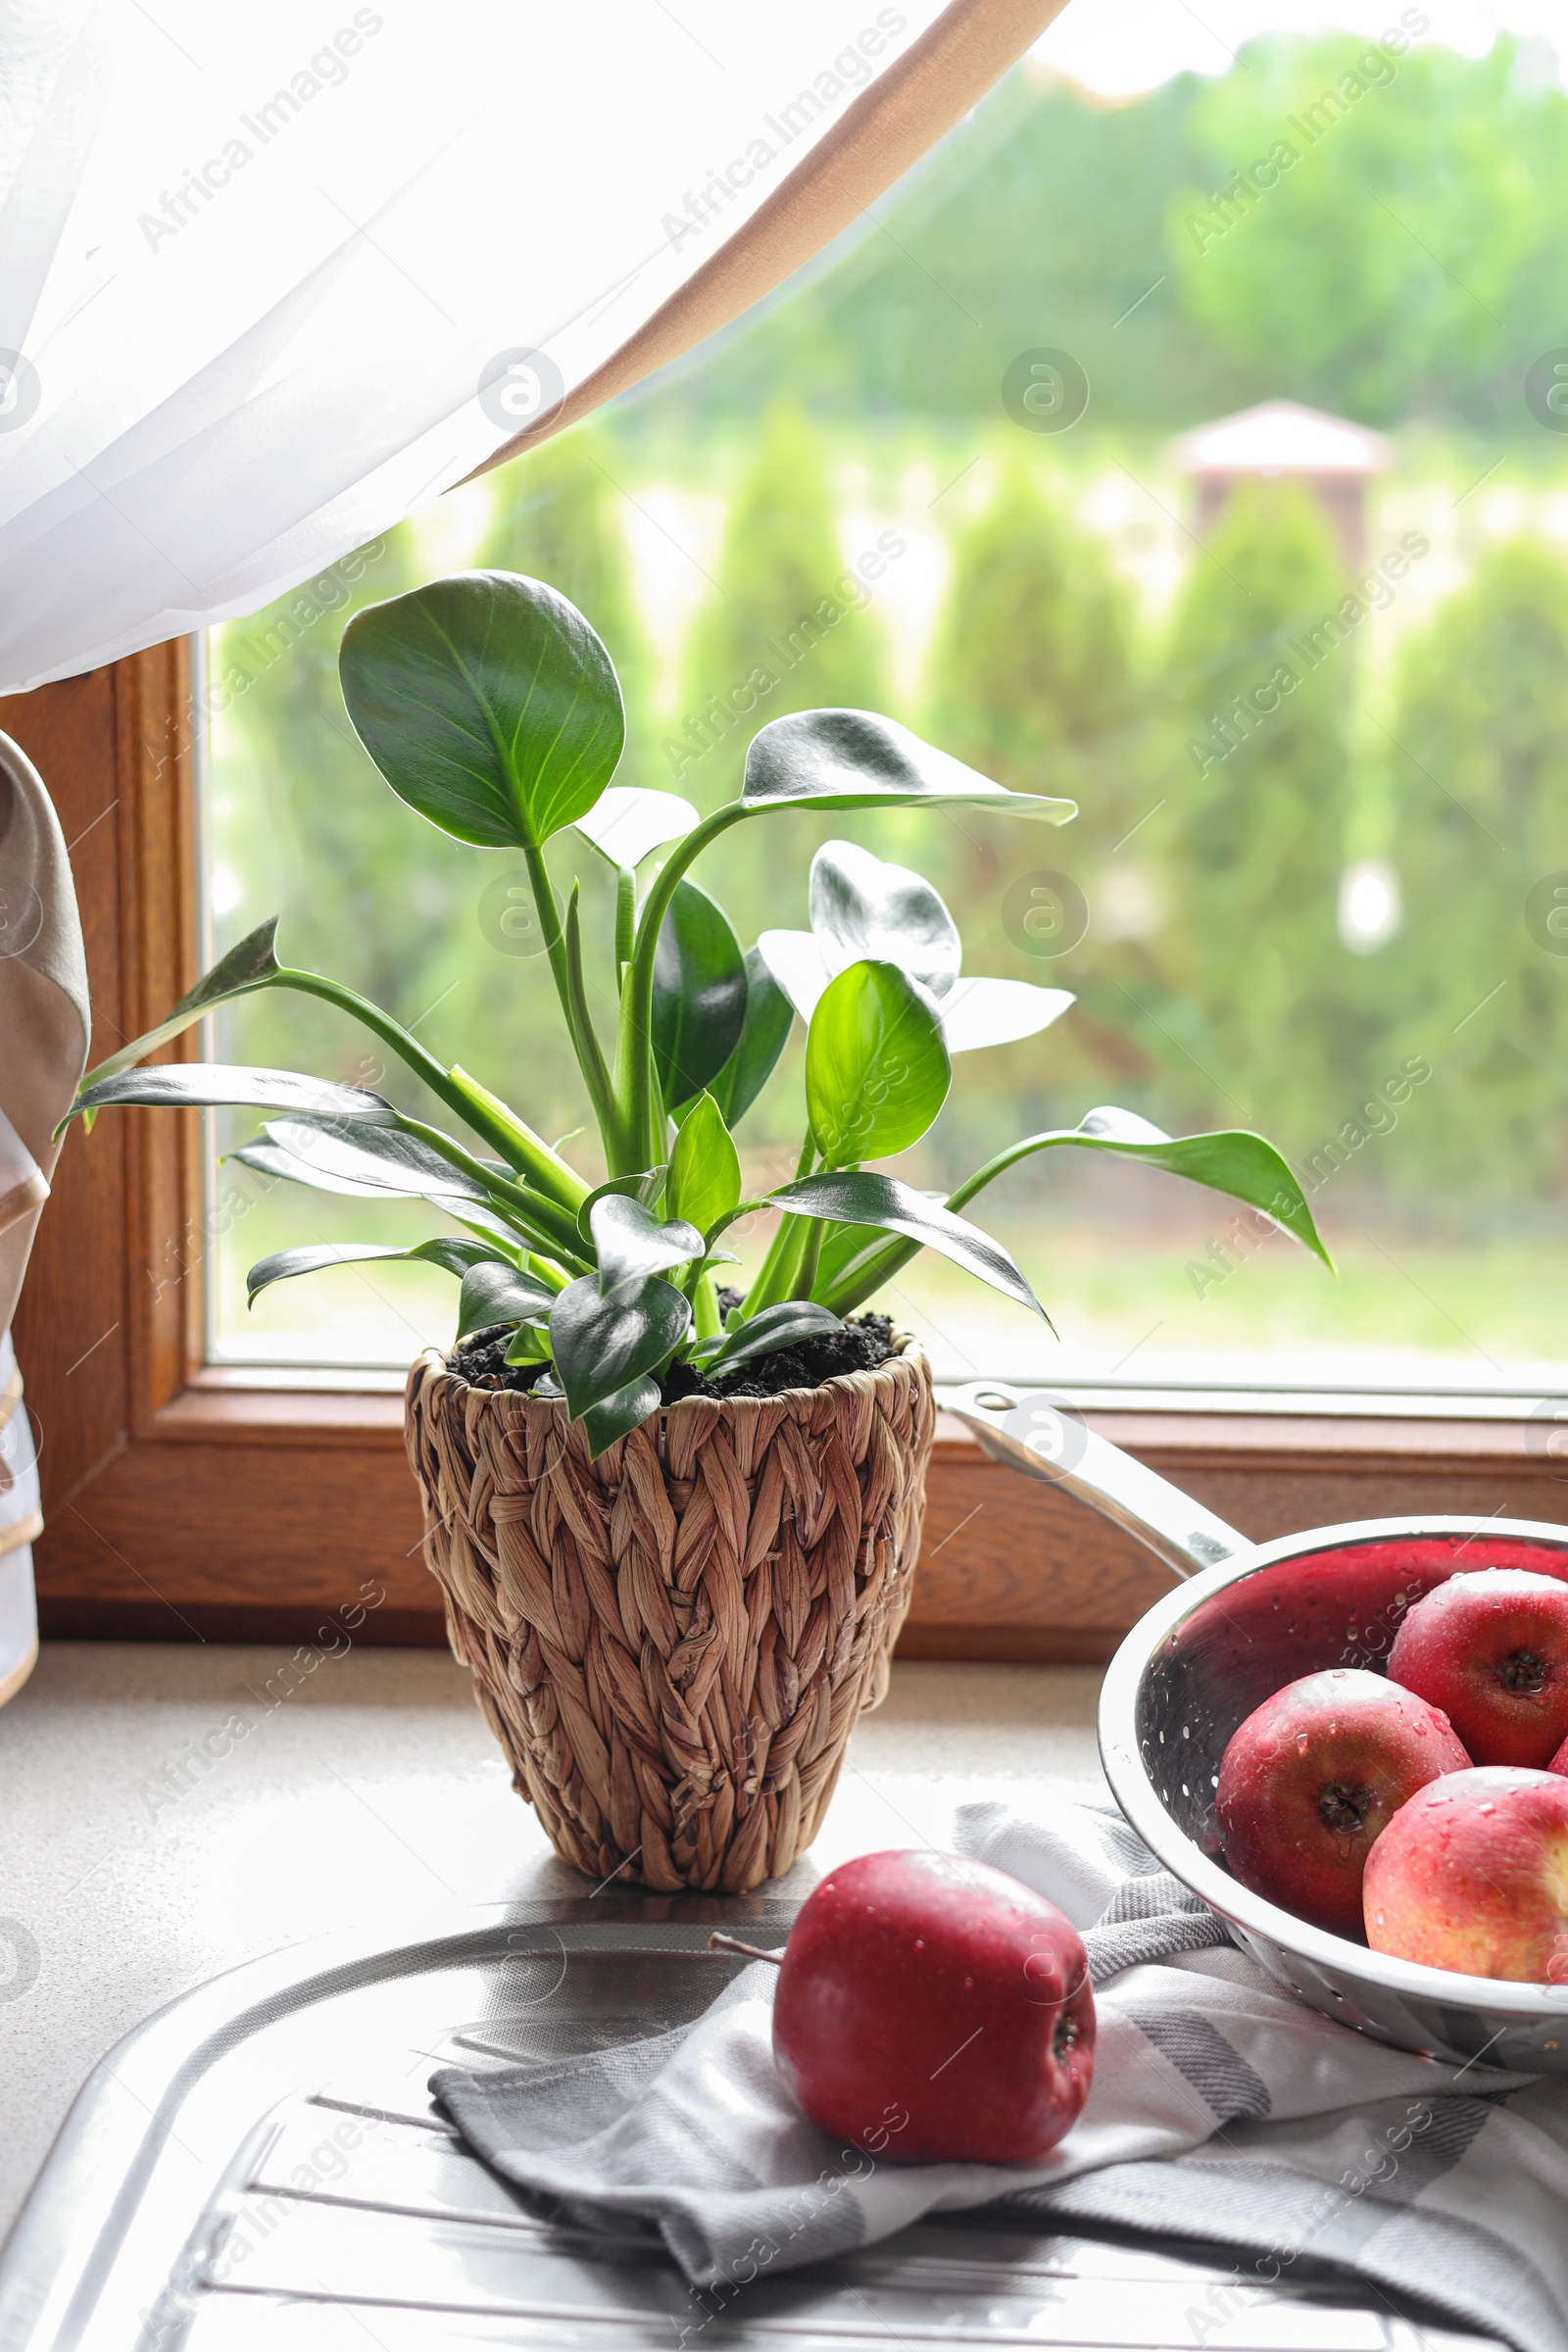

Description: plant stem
[708,1933,782,1965]
[274,969,586,1213]
[743,1132,819,1314]
[790,1219,824,1301]
[691,1264,721,1340]
[447,1065,589,1207]
[526,1254,570,1294]
[525,843,624,1168]
[563,883,619,1148]
[613,802,752,1173]
[396,1114,592,1267]
[614,866,636,978]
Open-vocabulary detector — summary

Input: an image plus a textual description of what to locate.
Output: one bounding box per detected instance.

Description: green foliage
[1380,534,1568,1194]
[340,573,625,852]
[635,36,1568,436]
[478,424,656,773]
[805,961,951,1169]
[925,459,1139,803]
[1168,36,1562,426]
[76,570,1327,1452]
[1158,481,1353,1152]
[677,407,890,788]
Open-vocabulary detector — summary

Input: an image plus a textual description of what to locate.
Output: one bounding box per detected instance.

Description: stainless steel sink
[0,1894,1501,2351]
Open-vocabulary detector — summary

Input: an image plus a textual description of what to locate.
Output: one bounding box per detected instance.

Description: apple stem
[708,1932,784,1966]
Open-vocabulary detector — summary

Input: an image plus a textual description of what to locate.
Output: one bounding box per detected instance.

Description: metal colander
[947,1383,1568,2075]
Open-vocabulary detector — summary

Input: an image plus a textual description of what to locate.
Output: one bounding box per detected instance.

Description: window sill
[35,1369,1566,1659]
[9,651,1565,1661]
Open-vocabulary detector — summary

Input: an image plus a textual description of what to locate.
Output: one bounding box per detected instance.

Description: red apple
[1216,1667,1470,1936]
[749,1850,1095,2164]
[1364,1766,1568,1981]
[1386,1568,1568,1767]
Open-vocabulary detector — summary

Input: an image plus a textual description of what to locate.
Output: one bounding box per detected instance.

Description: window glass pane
[204,13,1568,1400]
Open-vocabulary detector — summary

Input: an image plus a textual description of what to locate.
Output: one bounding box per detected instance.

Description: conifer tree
[1378,534,1568,1198]
[1159,477,1353,1149]
[925,455,1140,818]
[674,405,890,804]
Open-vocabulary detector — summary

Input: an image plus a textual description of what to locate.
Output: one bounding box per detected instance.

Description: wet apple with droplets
[1216,1667,1471,1936]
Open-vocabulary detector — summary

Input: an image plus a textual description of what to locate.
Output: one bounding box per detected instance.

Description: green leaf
[76,917,283,1095]
[667,1094,742,1237]
[581,1374,662,1457]
[68,1063,394,1133]
[458,1259,558,1337]
[338,571,625,851]
[504,1324,553,1365]
[708,948,795,1129]
[698,1300,844,1373]
[806,961,952,1171]
[260,1117,490,1201]
[245,1235,497,1304]
[573,786,697,868]
[936,977,1074,1054]
[230,1138,411,1200]
[809,840,960,998]
[653,878,748,1111]
[549,1273,691,1420]
[770,1170,1046,1319]
[947,1107,1335,1271]
[589,1195,706,1293]
[742,710,1077,824]
[576,1166,668,1246]
[231,1140,535,1264]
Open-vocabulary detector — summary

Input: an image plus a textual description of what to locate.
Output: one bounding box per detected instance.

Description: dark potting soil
[448,1310,898,1403]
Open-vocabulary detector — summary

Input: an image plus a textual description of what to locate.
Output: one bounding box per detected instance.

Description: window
[14,7,1565,1656]
[208,14,1568,1424]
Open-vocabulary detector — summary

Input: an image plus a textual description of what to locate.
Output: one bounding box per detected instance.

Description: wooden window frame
[5,649,1564,1658]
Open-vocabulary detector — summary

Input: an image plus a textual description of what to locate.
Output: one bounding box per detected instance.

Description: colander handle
[943,1383,1251,1581]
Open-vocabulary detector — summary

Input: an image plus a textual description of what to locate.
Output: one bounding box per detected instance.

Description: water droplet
[1296,1733,1310,1753]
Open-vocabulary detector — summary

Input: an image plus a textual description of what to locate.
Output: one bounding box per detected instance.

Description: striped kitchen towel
[435,1795,1567,2352]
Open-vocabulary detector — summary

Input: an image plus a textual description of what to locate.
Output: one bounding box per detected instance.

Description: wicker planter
[405,1335,935,1892]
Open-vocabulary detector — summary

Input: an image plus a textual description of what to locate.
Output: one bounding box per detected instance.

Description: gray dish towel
[434,1796,1568,2352]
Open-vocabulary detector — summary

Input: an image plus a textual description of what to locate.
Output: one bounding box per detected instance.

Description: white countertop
[0,1643,1104,2245]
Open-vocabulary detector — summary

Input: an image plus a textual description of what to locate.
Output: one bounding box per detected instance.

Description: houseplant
[65,571,1329,1891]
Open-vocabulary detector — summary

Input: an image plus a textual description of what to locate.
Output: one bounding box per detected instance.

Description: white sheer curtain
[0,0,1064,693]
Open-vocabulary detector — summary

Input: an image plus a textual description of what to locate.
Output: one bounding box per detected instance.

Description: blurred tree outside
[1156,480,1356,1152]
[1167,37,1554,426]
[1378,534,1568,1198]
[919,457,1167,1165]
[676,404,891,786]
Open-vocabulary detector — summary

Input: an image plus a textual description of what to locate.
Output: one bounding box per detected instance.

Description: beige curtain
[0,731,90,1701]
[476,0,1071,478]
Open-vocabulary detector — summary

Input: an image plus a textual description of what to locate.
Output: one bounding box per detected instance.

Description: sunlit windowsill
[189,1353,1563,1427]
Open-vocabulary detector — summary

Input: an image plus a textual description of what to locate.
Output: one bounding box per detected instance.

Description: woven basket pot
[404,1335,935,1893]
